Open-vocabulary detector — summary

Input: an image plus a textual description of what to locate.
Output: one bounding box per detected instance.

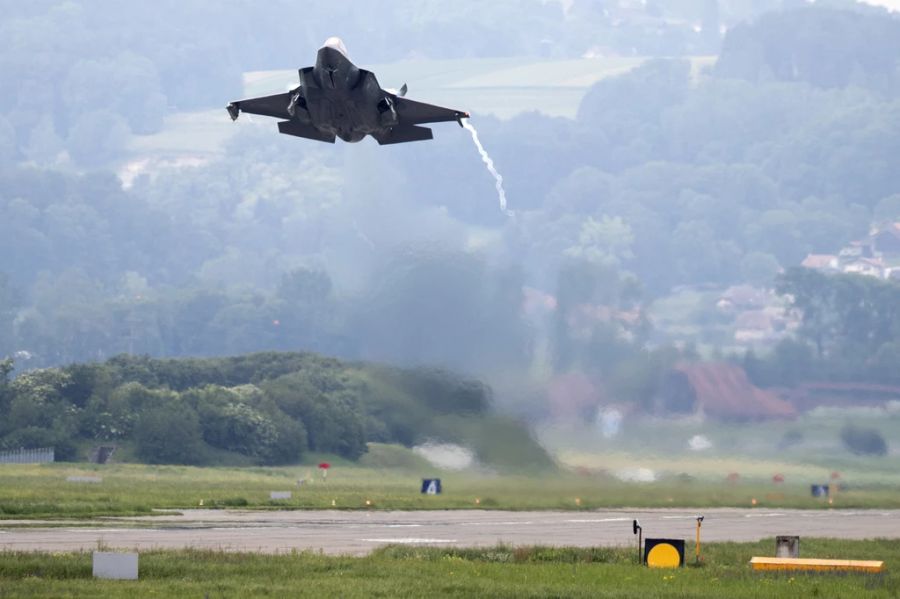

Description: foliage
[717,7,900,95]
[0,351,547,467]
[134,398,207,465]
[841,424,888,457]
[742,268,900,387]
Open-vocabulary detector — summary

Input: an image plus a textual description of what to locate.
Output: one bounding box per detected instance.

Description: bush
[0,426,78,461]
[841,425,888,456]
[134,401,207,464]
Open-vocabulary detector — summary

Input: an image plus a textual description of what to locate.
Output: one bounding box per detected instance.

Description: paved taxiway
[2,508,898,555]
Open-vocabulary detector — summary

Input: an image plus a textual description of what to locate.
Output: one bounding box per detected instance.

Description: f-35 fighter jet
[227,37,470,145]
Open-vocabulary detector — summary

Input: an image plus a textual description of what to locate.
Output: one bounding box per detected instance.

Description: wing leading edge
[392,96,469,127]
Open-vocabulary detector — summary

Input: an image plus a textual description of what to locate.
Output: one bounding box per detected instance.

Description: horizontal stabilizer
[373,125,433,145]
[277,121,336,143]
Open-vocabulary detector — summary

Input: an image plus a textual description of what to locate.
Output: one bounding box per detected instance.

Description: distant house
[838,240,873,263]
[800,254,839,272]
[716,285,768,312]
[842,257,885,278]
[799,223,900,279]
[733,310,780,344]
[656,362,795,420]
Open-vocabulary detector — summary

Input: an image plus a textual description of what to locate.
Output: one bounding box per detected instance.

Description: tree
[263,372,367,460]
[565,215,634,268]
[134,400,206,465]
[740,252,781,287]
[716,7,900,94]
[0,358,13,422]
[841,424,887,457]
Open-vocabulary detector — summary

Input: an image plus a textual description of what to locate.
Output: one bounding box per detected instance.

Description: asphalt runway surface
[2,508,899,555]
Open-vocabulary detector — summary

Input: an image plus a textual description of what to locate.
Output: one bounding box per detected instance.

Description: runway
[2,508,899,555]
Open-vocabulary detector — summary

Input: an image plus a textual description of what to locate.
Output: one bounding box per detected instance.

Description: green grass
[0,539,896,597]
[2,442,900,520]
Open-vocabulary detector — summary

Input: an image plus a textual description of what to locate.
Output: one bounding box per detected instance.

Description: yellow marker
[751,498,758,506]
[575,497,582,506]
[751,557,884,573]
[331,499,336,507]
[475,498,480,505]
[199,499,204,506]
[647,544,682,568]
[365,499,371,506]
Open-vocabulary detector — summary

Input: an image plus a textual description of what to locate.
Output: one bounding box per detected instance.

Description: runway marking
[461,521,533,526]
[385,524,423,528]
[744,513,786,518]
[361,538,457,544]
[565,518,631,523]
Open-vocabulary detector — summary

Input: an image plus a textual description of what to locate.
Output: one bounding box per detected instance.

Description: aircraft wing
[392,96,469,126]
[227,91,295,121]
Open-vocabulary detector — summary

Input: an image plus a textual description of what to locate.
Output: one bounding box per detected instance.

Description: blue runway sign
[421,479,442,495]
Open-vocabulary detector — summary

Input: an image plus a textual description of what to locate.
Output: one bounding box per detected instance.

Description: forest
[2,1,900,452]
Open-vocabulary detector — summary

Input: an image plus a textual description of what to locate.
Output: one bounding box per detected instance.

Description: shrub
[841,424,888,456]
[134,401,207,464]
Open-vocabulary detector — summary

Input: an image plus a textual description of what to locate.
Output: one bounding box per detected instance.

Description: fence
[0,447,55,464]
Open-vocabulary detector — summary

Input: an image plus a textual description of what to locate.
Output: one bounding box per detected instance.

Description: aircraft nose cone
[321,37,349,58]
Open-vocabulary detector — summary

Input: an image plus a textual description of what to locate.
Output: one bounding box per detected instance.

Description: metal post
[633,519,643,565]
[695,516,704,564]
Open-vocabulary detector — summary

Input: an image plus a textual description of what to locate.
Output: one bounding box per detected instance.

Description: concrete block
[270,491,292,500]
[775,536,800,558]
[93,552,138,580]
[67,476,102,483]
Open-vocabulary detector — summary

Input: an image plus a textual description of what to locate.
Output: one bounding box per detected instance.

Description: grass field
[0,539,895,597]
[2,443,899,520]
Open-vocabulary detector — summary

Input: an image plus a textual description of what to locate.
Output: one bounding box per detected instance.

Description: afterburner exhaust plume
[463,120,512,216]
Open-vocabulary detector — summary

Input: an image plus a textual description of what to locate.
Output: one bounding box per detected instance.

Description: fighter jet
[226,37,470,145]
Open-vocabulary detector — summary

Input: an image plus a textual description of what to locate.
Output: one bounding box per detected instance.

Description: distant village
[801,222,900,280]
[714,222,900,351]
[538,222,900,424]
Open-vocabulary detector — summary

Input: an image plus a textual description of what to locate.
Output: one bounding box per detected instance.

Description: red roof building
[657,362,795,420]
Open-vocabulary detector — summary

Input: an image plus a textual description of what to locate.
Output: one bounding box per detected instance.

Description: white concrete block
[270,491,292,500]
[67,476,102,483]
[93,552,138,580]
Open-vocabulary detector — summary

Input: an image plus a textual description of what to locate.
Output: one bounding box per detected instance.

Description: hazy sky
[860,0,900,11]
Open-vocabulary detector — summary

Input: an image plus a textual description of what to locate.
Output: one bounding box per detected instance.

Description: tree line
[743,268,900,387]
[0,351,551,468]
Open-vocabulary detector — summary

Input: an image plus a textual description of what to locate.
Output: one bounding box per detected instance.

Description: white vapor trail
[462,120,512,216]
